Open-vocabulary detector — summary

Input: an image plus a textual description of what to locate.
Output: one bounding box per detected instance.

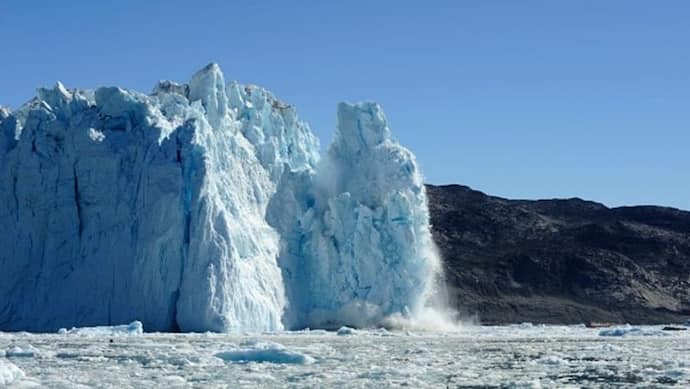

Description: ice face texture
[0,64,440,332]
[269,102,439,329]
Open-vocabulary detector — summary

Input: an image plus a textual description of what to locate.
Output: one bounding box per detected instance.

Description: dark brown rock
[426,184,690,325]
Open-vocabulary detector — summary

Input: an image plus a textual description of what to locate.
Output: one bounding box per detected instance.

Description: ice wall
[0,64,441,332]
[268,102,440,329]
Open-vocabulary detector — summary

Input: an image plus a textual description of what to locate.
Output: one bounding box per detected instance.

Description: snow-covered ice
[0,325,688,387]
[0,64,445,333]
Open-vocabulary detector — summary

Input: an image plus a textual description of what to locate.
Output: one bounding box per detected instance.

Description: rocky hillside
[427,184,690,324]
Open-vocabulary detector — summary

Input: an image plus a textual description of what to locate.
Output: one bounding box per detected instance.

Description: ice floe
[215,340,314,364]
[57,321,143,336]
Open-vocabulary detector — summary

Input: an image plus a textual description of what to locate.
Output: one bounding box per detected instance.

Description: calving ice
[0,64,444,333]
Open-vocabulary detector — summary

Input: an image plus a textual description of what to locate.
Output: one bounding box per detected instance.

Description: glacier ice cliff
[0,64,442,332]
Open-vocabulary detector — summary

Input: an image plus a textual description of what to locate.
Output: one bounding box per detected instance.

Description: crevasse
[0,64,442,332]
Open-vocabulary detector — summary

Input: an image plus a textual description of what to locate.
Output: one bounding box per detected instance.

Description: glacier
[0,64,443,333]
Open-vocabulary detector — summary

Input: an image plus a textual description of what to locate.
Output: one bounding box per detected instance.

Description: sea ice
[1,327,689,386]
[0,359,24,385]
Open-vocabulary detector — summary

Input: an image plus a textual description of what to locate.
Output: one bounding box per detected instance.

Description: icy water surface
[1,324,689,388]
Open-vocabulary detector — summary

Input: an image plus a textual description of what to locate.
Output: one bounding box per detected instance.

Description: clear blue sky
[2,1,689,209]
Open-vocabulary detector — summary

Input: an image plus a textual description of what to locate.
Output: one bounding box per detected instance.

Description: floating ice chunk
[336,326,357,336]
[373,328,395,337]
[537,355,565,366]
[288,328,329,336]
[87,127,105,142]
[599,326,667,337]
[0,359,25,385]
[504,380,544,389]
[58,321,143,336]
[5,344,40,358]
[215,341,314,364]
[512,322,535,329]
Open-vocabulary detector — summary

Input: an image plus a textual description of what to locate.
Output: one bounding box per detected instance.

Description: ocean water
[1,324,689,388]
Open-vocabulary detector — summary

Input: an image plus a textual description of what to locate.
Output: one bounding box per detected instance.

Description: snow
[57,321,143,336]
[0,359,24,385]
[215,340,314,364]
[0,64,444,333]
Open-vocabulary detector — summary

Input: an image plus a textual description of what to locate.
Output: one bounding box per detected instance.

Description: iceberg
[0,64,443,333]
